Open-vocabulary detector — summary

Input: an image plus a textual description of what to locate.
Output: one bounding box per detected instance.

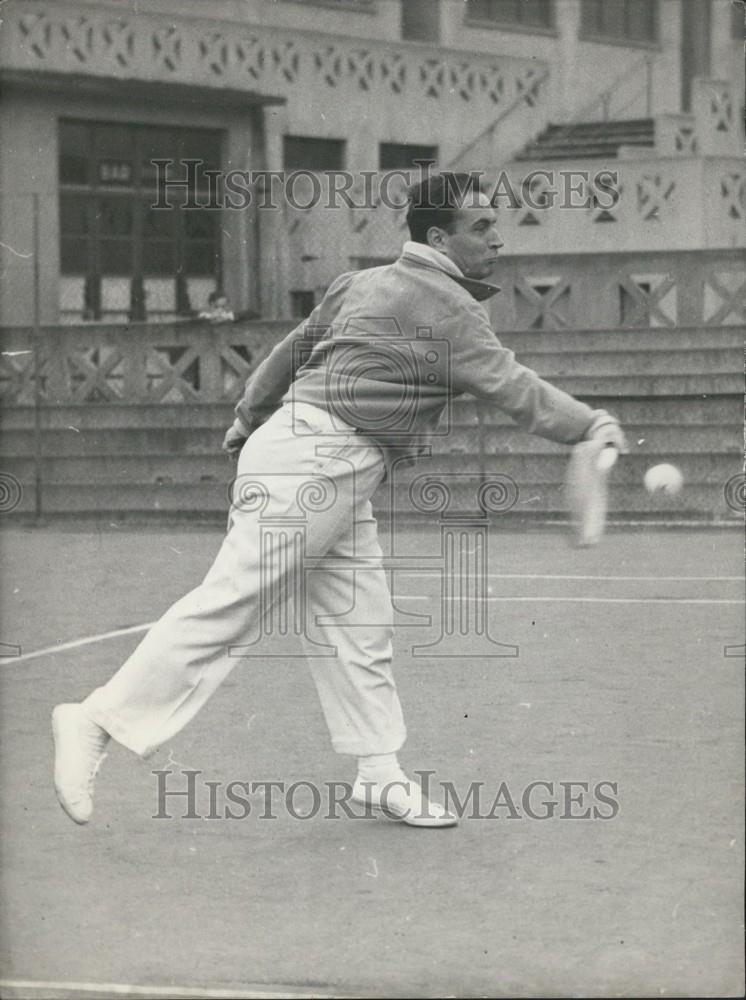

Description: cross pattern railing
[2,0,547,120]
[0,321,290,406]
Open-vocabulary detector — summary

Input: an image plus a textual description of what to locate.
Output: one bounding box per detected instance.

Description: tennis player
[52,173,626,828]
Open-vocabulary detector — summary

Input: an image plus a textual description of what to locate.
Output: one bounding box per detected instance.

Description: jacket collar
[400,241,501,303]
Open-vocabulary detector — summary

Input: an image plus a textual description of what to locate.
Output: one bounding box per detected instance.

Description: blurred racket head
[565,441,617,547]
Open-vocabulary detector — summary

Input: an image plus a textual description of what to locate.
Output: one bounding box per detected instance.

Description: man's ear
[426,225,447,250]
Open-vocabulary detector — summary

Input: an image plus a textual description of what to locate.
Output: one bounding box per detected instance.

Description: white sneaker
[52,703,109,824]
[351,773,458,828]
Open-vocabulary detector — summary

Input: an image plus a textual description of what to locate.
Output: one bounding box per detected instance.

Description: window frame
[283,134,347,172]
[289,289,317,317]
[578,0,660,49]
[732,1,744,39]
[400,0,442,44]
[278,0,377,14]
[463,0,557,38]
[58,118,223,282]
[378,142,439,171]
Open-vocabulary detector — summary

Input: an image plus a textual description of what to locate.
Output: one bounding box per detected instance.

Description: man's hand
[585,411,628,453]
[222,418,250,458]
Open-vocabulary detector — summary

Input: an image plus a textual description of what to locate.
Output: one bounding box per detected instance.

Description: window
[732,1,744,39]
[401,0,441,42]
[281,0,374,9]
[580,0,658,43]
[290,290,316,316]
[58,119,223,321]
[283,136,346,171]
[379,143,438,170]
[465,0,554,31]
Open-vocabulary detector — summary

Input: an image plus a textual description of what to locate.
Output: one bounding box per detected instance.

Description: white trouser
[83,403,406,758]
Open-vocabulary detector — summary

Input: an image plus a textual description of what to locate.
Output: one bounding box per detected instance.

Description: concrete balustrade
[0,258,741,521]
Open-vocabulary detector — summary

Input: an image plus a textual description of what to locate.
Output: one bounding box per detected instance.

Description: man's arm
[221,316,321,455]
[223,275,354,455]
[445,305,626,449]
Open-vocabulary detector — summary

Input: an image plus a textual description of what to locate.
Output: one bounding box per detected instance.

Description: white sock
[356,752,404,784]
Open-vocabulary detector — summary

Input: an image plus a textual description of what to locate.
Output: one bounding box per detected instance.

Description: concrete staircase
[514,118,655,161]
[1,325,741,522]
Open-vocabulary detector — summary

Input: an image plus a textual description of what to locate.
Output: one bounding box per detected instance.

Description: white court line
[7,622,155,665]
[399,596,742,605]
[402,573,744,582]
[0,980,343,1000]
[5,584,741,667]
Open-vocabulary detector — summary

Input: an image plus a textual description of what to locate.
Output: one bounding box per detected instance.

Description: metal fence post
[32,192,43,521]
[476,400,487,479]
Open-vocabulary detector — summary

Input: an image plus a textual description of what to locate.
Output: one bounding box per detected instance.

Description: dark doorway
[681,0,711,112]
[401,0,440,43]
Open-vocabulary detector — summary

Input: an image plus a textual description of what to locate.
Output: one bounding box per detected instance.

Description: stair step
[0,378,739,434]
[524,133,654,149]
[499,328,745,352]
[499,397,741,423]
[521,348,741,376]
[6,480,737,520]
[543,127,654,139]
[1,421,739,459]
[519,132,654,143]
[402,452,740,482]
[539,374,742,395]
[474,424,740,455]
[381,482,740,519]
[543,127,655,140]
[546,118,654,130]
[0,394,743,434]
[516,143,652,160]
[515,117,656,160]
[3,451,739,486]
[0,428,227,455]
[2,455,232,482]
[0,402,236,431]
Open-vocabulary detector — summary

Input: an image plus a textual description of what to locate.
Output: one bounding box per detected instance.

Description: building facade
[0,0,743,325]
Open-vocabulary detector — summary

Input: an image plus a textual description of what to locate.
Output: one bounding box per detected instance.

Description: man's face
[429,191,503,280]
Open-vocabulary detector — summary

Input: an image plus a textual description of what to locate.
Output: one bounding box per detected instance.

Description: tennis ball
[644,463,684,495]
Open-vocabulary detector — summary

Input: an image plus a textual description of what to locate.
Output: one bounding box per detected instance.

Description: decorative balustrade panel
[487,249,746,331]
[0,320,290,406]
[2,1,546,126]
[656,114,700,157]
[692,78,742,157]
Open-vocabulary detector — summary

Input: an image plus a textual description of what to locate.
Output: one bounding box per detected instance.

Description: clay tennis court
[0,521,743,998]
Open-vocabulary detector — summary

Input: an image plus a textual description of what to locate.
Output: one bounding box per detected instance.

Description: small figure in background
[199,289,235,324]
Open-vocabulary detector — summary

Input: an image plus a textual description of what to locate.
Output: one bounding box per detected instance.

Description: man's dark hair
[405,172,485,245]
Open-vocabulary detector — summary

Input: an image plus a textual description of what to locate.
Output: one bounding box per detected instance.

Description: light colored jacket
[235,243,602,467]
